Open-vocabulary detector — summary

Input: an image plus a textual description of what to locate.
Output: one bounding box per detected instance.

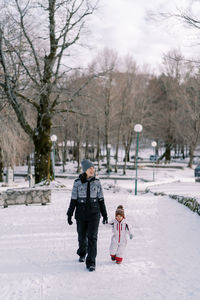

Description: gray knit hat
[81,159,94,173]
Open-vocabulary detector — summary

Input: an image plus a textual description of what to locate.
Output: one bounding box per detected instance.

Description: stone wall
[0,188,51,208]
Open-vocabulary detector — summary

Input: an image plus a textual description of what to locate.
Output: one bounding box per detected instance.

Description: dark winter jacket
[67,173,107,221]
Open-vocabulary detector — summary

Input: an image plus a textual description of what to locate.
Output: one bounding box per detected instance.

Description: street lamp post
[151,141,157,182]
[134,124,143,195]
[51,134,57,180]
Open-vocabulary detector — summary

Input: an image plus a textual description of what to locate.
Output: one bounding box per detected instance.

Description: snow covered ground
[0,165,200,300]
[148,182,200,200]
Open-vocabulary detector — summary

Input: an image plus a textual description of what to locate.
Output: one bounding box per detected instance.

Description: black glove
[102,217,108,224]
[67,216,73,225]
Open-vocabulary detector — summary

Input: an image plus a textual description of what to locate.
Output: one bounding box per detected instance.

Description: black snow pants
[76,218,100,267]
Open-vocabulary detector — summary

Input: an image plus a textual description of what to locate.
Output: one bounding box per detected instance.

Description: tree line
[52,49,200,173]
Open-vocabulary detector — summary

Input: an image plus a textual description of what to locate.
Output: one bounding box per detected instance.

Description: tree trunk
[106,146,111,173]
[155,140,159,156]
[97,146,101,171]
[76,140,81,173]
[186,144,189,157]
[188,120,200,168]
[127,143,131,162]
[33,114,52,184]
[114,98,125,173]
[27,155,31,175]
[0,147,3,182]
[174,144,177,157]
[165,143,171,162]
[123,148,128,175]
[114,143,119,173]
[85,141,89,159]
[62,141,67,173]
[188,144,194,168]
[124,133,132,173]
[96,128,101,171]
[181,144,185,159]
[85,121,89,159]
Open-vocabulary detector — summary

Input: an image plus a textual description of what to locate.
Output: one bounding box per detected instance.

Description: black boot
[79,256,85,262]
[88,265,95,272]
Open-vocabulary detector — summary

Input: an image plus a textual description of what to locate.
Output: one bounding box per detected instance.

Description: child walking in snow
[109,205,133,264]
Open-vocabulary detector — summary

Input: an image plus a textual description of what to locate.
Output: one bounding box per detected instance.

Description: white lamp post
[134,124,143,195]
[151,141,157,181]
[51,135,57,179]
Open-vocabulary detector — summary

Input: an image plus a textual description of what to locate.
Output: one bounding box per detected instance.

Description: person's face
[86,166,95,178]
[116,214,123,222]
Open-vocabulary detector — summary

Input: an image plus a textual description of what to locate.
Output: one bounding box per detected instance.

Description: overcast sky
[76,0,200,72]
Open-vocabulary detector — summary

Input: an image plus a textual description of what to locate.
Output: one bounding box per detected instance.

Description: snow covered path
[0,187,200,300]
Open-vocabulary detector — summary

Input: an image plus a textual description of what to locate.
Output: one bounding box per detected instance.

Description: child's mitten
[130,233,133,240]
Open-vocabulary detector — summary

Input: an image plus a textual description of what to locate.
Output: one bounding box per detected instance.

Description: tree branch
[54,0,97,82]
[52,108,88,116]
[15,0,42,81]
[0,102,7,113]
[0,28,34,138]
[15,91,39,109]
[3,35,40,87]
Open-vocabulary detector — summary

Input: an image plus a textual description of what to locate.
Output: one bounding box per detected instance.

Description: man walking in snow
[67,159,108,272]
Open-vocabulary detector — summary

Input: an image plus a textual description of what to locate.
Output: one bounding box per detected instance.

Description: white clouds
[79,0,200,71]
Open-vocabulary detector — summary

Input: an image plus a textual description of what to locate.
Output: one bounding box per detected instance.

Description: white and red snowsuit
[109,218,133,263]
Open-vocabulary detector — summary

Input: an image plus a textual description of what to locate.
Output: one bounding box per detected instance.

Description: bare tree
[145,50,184,162]
[181,67,200,167]
[0,0,97,183]
[110,57,138,174]
[86,48,118,173]
[117,62,148,174]
[0,99,33,173]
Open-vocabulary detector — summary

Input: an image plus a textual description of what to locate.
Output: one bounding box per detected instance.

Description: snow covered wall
[0,188,51,208]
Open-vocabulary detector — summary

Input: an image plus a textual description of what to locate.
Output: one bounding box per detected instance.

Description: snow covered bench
[0,188,51,208]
